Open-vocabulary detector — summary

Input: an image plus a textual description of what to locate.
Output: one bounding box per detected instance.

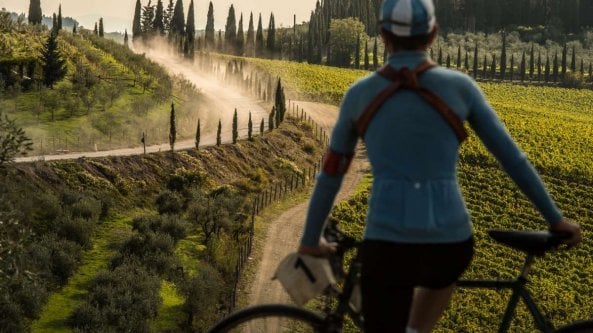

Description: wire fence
[227,105,330,312]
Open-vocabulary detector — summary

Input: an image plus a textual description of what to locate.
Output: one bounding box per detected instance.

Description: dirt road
[246,101,369,308]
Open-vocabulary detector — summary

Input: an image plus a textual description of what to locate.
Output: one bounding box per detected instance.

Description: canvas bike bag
[355,59,468,144]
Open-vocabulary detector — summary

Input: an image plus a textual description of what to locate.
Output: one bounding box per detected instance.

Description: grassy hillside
[1,116,323,332]
[0,24,200,156]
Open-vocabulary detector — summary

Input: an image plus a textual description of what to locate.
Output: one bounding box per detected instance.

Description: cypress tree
[260,118,264,136]
[28,0,43,25]
[545,52,550,82]
[124,30,129,48]
[154,0,165,35]
[364,39,369,70]
[267,13,276,58]
[535,49,541,81]
[141,1,155,35]
[28,0,42,25]
[186,0,195,57]
[171,0,185,38]
[275,78,286,123]
[99,18,104,37]
[561,44,567,76]
[133,0,142,39]
[446,54,451,68]
[482,54,487,78]
[248,112,253,141]
[553,50,559,82]
[195,119,200,149]
[510,54,514,82]
[355,34,361,69]
[232,109,238,144]
[269,107,275,131]
[246,12,255,56]
[42,31,67,89]
[580,59,584,75]
[256,14,264,57]
[217,120,222,146]
[94,22,98,35]
[236,13,245,56]
[438,47,443,65]
[529,43,534,79]
[456,45,461,69]
[217,30,223,51]
[571,46,576,73]
[472,44,478,78]
[464,50,469,70]
[52,14,57,32]
[169,103,176,151]
[500,32,507,79]
[373,37,378,69]
[205,2,215,49]
[164,0,175,34]
[73,24,77,34]
[490,54,496,79]
[520,50,526,82]
[225,5,237,54]
[58,4,62,30]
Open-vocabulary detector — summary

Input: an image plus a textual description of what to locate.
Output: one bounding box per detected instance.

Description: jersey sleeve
[300,88,360,247]
[465,79,563,225]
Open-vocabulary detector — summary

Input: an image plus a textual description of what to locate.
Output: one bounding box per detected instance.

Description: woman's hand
[298,237,337,257]
[549,218,583,248]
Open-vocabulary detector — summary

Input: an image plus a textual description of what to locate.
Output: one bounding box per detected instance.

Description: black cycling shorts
[360,237,474,333]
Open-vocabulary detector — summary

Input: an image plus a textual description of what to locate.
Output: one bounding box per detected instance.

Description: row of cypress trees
[133,0,196,57]
[430,34,593,84]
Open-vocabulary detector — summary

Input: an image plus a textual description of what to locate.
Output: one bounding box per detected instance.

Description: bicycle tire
[207,304,327,333]
[554,320,593,333]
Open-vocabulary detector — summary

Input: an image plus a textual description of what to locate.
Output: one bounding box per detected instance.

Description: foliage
[328,18,367,68]
[179,263,226,331]
[169,102,176,151]
[68,261,161,333]
[0,112,32,167]
[41,31,67,89]
[28,0,42,25]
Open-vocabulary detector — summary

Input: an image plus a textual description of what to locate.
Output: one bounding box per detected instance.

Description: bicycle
[207,222,593,333]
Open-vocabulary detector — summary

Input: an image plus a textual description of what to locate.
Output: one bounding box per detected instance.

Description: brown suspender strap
[355,59,468,143]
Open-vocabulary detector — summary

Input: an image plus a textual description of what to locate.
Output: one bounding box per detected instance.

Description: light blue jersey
[300,51,562,247]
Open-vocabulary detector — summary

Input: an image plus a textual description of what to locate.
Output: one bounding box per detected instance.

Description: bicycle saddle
[488,230,568,256]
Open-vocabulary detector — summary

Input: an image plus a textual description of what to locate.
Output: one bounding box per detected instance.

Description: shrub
[70,197,102,221]
[560,72,585,88]
[179,263,227,331]
[69,261,161,333]
[155,190,183,215]
[58,217,92,247]
[303,142,316,154]
[111,232,178,275]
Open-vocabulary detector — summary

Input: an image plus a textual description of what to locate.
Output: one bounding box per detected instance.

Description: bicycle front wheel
[555,320,593,333]
[207,304,327,333]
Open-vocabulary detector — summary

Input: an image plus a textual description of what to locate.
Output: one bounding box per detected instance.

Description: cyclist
[298,0,582,332]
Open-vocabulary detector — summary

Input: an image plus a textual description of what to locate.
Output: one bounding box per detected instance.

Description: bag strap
[355,59,468,144]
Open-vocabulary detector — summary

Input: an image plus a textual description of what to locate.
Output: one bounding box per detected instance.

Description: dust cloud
[133,38,270,141]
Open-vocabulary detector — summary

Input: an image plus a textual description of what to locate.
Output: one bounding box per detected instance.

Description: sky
[0,0,318,33]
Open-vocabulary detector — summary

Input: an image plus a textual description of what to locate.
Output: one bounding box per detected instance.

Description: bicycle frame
[457,254,555,333]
